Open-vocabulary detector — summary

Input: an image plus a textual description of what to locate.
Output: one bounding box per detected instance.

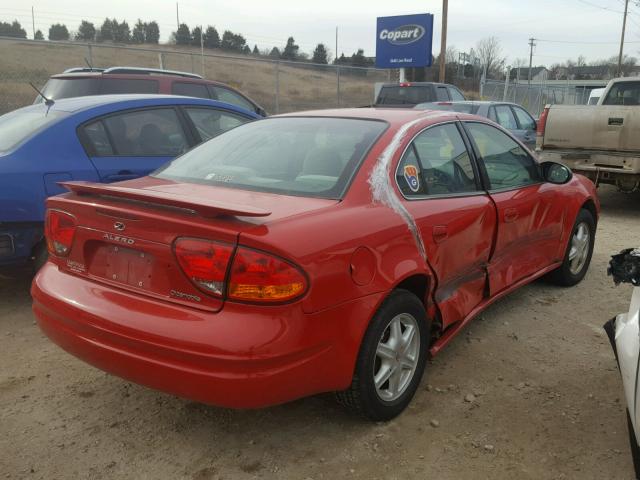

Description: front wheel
[335,289,430,421]
[547,208,596,286]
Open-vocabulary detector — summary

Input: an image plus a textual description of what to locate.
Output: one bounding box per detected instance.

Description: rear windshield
[377,86,435,105]
[154,117,387,199]
[35,78,98,103]
[602,82,640,105]
[0,109,67,153]
[417,103,480,114]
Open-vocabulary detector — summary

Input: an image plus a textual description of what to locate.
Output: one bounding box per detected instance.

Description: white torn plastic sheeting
[368,118,427,261]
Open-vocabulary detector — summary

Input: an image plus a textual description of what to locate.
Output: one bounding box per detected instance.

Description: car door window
[436,86,450,101]
[102,108,188,156]
[512,106,536,131]
[494,105,518,130]
[184,107,249,142]
[488,107,498,123]
[449,87,465,101]
[172,82,211,99]
[465,122,541,190]
[209,86,255,112]
[82,120,114,156]
[397,123,478,196]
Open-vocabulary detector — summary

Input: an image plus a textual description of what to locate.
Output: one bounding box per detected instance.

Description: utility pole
[439,0,448,83]
[176,3,180,29]
[200,25,205,77]
[527,37,536,86]
[618,0,630,77]
[335,26,338,64]
[31,6,35,39]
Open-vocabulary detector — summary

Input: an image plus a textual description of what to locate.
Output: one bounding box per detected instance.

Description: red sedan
[32,108,599,420]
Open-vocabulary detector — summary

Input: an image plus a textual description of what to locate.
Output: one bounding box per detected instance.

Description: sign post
[376,13,434,74]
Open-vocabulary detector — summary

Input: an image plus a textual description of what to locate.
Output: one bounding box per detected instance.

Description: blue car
[0,94,259,267]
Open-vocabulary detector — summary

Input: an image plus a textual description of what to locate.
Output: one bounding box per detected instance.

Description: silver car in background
[415,100,537,149]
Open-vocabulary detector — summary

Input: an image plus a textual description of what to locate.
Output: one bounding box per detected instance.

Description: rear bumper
[0,222,42,265]
[538,150,640,188]
[32,263,383,408]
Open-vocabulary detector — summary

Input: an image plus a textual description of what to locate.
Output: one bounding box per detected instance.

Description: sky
[3,0,640,67]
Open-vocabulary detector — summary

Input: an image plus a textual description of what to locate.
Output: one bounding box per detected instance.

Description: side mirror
[542,161,572,184]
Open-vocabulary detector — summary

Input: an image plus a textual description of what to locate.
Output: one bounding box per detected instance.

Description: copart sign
[376,14,434,69]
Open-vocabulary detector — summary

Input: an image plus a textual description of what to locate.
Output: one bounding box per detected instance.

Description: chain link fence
[480,78,598,117]
[0,37,391,115]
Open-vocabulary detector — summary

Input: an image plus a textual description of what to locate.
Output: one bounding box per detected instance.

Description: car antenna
[84,57,93,70]
[29,82,54,107]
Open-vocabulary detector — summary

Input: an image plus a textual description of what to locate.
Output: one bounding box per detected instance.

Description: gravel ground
[0,185,638,480]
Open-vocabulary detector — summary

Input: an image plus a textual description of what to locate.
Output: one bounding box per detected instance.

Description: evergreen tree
[203,26,220,48]
[97,18,115,42]
[242,45,251,54]
[75,20,96,41]
[312,43,328,64]
[252,44,259,55]
[48,23,70,41]
[113,20,130,43]
[131,19,146,43]
[269,46,280,58]
[281,37,299,61]
[34,29,44,40]
[144,21,160,44]
[0,20,27,38]
[220,30,246,52]
[191,26,202,46]
[173,23,191,45]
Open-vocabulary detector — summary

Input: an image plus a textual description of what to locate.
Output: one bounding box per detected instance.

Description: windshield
[34,78,98,103]
[154,117,387,199]
[377,86,435,105]
[602,82,640,106]
[0,109,67,153]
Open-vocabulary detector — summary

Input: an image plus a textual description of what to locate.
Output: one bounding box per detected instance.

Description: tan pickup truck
[537,77,640,192]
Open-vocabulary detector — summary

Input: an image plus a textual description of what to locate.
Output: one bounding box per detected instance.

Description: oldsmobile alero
[31,108,599,420]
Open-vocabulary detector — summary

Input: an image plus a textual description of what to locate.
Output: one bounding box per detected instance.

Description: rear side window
[0,109,67,153]
[82,120,114,156]
[172,82,211,99]
[100,78,158,94]
[101,108,188,156]
[184,107,249,141]
[36,78,98,103]
[602,82,640,105]
[209,86,255,112]
[376,86,436,105]
[397,123,478,196]
[436,87,450,101]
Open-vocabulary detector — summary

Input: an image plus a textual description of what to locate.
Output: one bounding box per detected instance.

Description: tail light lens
[174,238,234,296]
[228,247,307,303]
[174,239,308,303]
[45,209,77,256]
[537,105,550,137]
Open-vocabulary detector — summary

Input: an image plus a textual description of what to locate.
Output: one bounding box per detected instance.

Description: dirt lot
[0,185,637,480]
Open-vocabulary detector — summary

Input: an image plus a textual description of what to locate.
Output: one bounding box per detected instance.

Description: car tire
[32,241,48,274]
[627,409,640,479]
[335,289,430,421]
[547,208,595,287]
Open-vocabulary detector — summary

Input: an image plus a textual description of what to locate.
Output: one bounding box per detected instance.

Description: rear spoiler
[60,181,272,218]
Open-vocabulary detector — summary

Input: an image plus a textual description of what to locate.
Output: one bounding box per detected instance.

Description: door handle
[504,208,519,223]
[433,225,448,244]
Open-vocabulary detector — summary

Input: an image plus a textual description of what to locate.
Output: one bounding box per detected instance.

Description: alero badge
[404,165,420,193]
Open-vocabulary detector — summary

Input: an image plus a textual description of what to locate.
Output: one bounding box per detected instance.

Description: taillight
[174,238,234,296]
[537,105,550,137]
[45,209,77,256]
[174,239,308,303]
[228,247,307,303]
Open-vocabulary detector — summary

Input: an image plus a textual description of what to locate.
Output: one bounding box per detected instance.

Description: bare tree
[476,36,505,78]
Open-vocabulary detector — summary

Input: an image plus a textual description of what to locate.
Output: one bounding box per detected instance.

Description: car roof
[276,107,470,127]
[380,82,457,87]
[22,94,259,116]
[50,71,226,86]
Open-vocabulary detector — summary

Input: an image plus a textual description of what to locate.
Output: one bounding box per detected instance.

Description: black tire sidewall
[355,289,430,421]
